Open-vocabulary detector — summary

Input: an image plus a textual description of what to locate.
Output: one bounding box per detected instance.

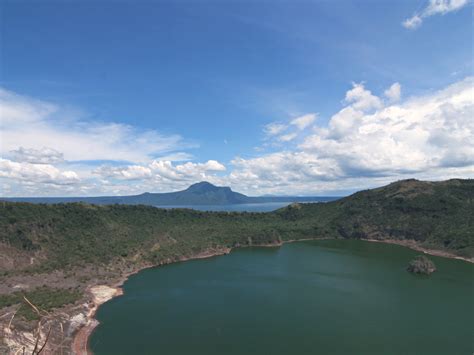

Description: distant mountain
[1,181,337,206]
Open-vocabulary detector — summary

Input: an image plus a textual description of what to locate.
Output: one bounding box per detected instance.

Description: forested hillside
[1,179,472,277]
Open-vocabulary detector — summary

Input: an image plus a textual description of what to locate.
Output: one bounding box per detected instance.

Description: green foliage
[326,179,474,256]
[0,287,81,320]
[0,179,472,277]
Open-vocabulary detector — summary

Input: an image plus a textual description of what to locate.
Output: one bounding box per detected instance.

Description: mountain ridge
[1,181,336,205]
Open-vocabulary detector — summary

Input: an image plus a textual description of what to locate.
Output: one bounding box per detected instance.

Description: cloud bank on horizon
[1,77,473,196]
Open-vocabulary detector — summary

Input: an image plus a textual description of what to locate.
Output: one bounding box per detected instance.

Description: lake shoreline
[75,237,472,354]
[361,238,474,264]
[72,247,233,354]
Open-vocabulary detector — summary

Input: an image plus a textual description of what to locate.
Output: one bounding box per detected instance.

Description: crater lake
[90,239,473,355]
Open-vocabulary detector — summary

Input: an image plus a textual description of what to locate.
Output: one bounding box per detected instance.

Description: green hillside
[1,179,472,278]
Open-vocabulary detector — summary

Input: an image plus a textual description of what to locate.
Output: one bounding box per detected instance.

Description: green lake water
[90,240,473,355]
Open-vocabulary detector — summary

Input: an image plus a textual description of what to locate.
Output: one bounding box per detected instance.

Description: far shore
[73,237,473,354]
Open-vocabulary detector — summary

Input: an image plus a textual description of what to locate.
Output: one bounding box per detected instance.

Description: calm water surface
[90,240,473,355]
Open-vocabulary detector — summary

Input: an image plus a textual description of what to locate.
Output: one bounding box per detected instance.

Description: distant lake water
[90,240,473,355]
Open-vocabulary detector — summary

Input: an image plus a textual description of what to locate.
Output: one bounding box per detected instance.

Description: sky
[0,0,473,197]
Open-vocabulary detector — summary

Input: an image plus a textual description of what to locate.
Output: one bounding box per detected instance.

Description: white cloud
[0,88,56,125]
[0,158,79,185]
[290,113,317,130]
[403,0,469,29]
[264,122,287,136]
[327,106,364,139]
[200,160,227,171]
[231,151,340,183]
[1,78,473,197]
[305,77,474,174]
[384,83,402,102]
[344,83,383,111]
[0,88,190,163]
[94,159,226,182]
[94,165,153,181]
[9,147,64,164]
[278,133,298,142]
[402,15,423,29]
[229,77,474,195]
[0,87,208,195]
[425,0,469,15]
[263,114,318,144]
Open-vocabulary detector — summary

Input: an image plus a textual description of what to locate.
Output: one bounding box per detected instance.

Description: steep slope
[331,179,473,257]
[1,179,472,275]
[284,179,473,257]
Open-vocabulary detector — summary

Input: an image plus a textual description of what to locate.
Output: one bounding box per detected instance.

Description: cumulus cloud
[94,159,226,182]
[94,165,153,181]
[231,152,340,184]
[2,78,473,197]
[302,77,474,174]
[200,160,227,171]
[0,158,79,185]
[0,88,190,163]
[403,0,469,29]
[344,83,383,111]
[229,77,474,194]
[0,87,208,195]
[384,83,402,102]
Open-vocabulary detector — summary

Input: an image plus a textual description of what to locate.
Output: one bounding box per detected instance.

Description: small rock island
[407,255,436,275]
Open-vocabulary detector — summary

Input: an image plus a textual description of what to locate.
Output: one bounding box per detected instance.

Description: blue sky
[0,0,473,196]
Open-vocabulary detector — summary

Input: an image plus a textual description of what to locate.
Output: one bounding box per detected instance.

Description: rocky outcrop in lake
[407,255,436,275]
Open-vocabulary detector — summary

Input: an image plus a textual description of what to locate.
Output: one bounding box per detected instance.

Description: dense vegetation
[0,287,81,320]
[0,179,472,277]
[329,179,474,257]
